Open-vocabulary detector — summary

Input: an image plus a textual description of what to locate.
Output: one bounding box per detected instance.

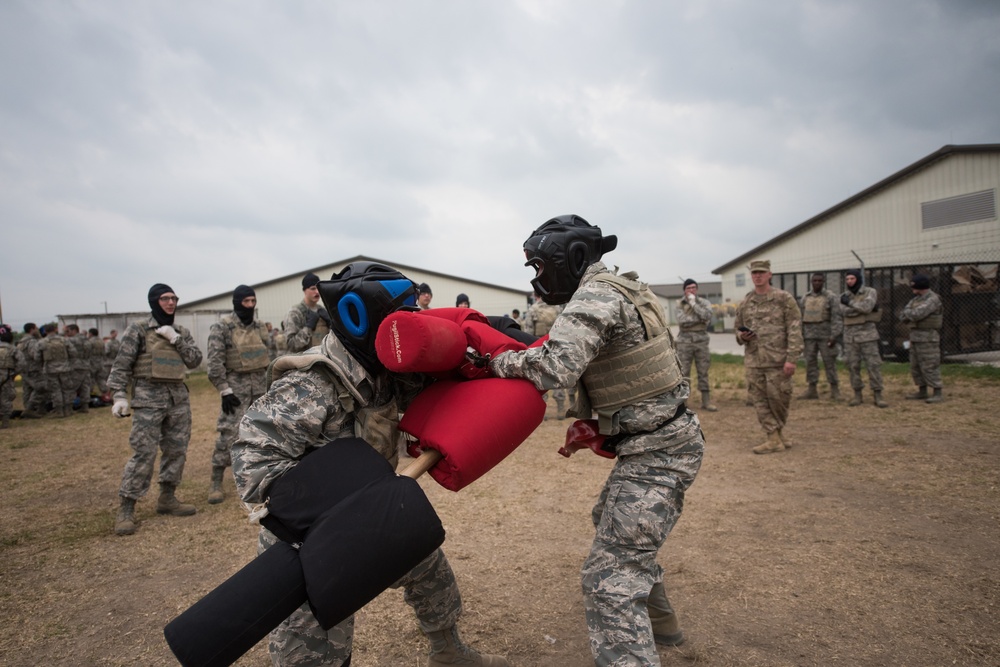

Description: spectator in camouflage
[676,278,718,412]
[37,323,77,418]
[491,215,703,667]
[839,270,888,408]
[88,328,108,395]
[16,323,49,418]
[735,259,804,454]
[283,272,332,353]
[0,324,21,428]
[797,273,843,401]
[900,274,944,403]
[108,284,203,536]
[65,324,92,414]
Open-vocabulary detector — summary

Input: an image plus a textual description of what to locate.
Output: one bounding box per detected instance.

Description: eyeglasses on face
[158,296,180,303]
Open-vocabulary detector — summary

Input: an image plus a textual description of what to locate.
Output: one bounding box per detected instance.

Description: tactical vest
[843,309,881,326]
[0,344,14,371]
[89,337,105,358]
[531,304,559,336]
[222,315,270,373]
[42,336,69,364]
[266,345,399,465]
[134,327,187,382]
[577,272,683,435]
[801,293,830,323]
[912,313,943,330]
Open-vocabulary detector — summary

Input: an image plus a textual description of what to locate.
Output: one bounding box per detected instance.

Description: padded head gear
[523,214,617,305]
[318,262,417,373]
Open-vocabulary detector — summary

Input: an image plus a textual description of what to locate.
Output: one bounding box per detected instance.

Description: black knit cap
[302,273,321,290]
[417,283,432,296]
[683,279,697,288]
[456,293,470,306]
[910,274,931,290]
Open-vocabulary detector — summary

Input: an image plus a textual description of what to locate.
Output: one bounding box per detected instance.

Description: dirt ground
[1,360,998,667]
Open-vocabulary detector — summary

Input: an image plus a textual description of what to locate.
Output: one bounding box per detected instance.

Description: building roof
[712,143,1000,274]
[650,281,722,299]
[181,254,529,309]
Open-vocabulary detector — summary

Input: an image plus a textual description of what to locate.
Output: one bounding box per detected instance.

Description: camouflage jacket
[0,342,21,382]
[798,289,843,341]
[840,286,880,344]
[901,290,943,344]
[107,317,203,409]
[67,334,91,372]
[232,334,428,504]
[16,335,42,374]
[675,295,713,343]
[38,333,76,374]
[88,336,105,372]
[522,301,561,337]
[283,301,330,354]
[735,287,804,368]
[206,313,269,395]
[491,261,698,458]
[104,338,121,368]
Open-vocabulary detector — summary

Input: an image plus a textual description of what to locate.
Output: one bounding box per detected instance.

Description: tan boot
[647,582,685,646]
[157,483,197,516]
[798,383,819,400]
[829,385,841,401]
[777,429,792,449]
[906,386,928,400]
[115,497,137,536]
[207,467,225,504]
[847,390,863,407]
[700,391,718,412]
[873,391,889,408]
[426,626,509,667]
[925,388,943,404]
[752,431,785,455]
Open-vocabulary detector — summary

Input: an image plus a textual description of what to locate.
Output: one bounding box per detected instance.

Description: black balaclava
[148,283,176,326]
[233,284,256,325]
[846,269,863,294]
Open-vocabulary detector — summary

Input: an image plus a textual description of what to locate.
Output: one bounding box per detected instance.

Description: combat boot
[829,384,841,401]
[752,431,785,455]
[873,391,889,408]
[925,388,943,404]
[21,408,42,419]
[115,497,137,536]
[777,429,793,449]
[426,626,509,666]
[906,386,928,400]
[647,582,685,647]
[157,483,197,516]
[700,391,718,412]
[207,466,225,504]
[798,383,819,400]
[847,390,863,407]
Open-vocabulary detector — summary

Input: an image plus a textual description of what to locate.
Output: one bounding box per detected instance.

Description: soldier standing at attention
[900,273,944,404]
[735,259,804,455]
[490,215,703,666]
[37,323,77,418]
[205,285,270,504]
[839,269,888,408]
[109,284,203,536]
[283,272,331,354]
[798,273,842,401]
[676,279,718,412]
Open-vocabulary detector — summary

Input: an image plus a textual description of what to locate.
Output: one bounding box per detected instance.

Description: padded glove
[112,398,130,418]
[156,325,181,344]
[840,293,852,306]
[317,307,332,327]
[304,310,320,330]
[221,390,242,415]
[686,293,696,304]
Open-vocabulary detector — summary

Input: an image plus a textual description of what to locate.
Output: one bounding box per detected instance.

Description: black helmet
[318,262,417,372]
[523,214,617,305]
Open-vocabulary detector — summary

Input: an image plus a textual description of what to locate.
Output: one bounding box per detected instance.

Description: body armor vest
[0,344,14,371]
[134,327,187,382]
[42,336,69,364]
[222,315,270,373]
[801,293,830,323]
[578,272,683,434]
[844,309,881,325]
[912,313,943,329]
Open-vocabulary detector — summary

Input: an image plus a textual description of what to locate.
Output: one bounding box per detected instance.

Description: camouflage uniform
[67,332,93,412]
[734,287,804,435]
[38,331,77,417]
[492,261,704,667]
[675,295,714,395]
[798,288,842,390]
[840,286,883,392]
[206,313,269,469]
[103,336,121,385]
[108,318,203,501]
[17,334,49,414]
[283,301,330,354]
[901,290,943,390]
[0,341,21,427]
[523,300,575,417]
[89,334,108,394]
[232,335,467,666]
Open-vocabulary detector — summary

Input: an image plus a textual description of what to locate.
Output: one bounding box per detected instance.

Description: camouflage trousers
[92,367,109,394]
[582,445,698,667]
[802,338,839,386]
[0,377,14,420]
[118,401,192,500]
[21,371,49,412]
[845,340,883,391]
[909,341,942,389]
[45,372,76,414]
[212,383,263,469]
[551,386,577,418]
[71,369,92,405]
[745,366,792,434]
[258,528,463,666]
[676,340,711,393]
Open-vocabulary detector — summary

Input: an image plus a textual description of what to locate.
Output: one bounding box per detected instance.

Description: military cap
[748,259,771,272]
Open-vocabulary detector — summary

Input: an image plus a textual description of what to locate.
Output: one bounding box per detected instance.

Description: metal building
[713,144,1000,359]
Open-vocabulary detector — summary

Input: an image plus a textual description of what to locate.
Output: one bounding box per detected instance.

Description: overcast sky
[2,0,998,327]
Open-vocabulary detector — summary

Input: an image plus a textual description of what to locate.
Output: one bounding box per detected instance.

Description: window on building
[735,273,745,287]
[921,189,996,230]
